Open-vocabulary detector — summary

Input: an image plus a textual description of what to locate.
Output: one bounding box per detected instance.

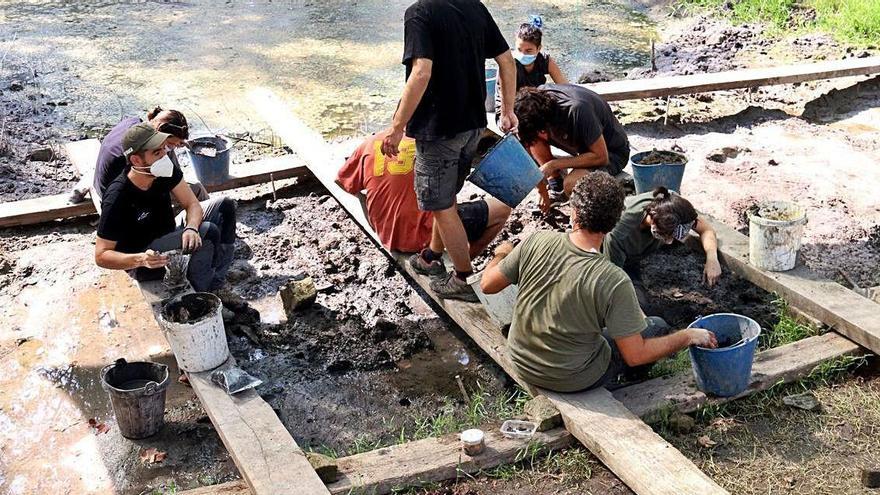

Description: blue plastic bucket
[187,136,231,186]
[688,313,761,397]
[485,67,497,113]
[630,150,687,194]
[468,133,543,208]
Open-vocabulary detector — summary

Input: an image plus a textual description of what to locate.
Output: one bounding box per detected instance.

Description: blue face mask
[513,50,537,66]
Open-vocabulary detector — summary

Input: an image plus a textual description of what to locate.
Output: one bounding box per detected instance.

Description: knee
[218,197,237,215]
[487,200,511,224]
[199,221,221,243]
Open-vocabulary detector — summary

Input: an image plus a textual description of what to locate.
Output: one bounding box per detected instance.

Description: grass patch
[760,298,822,349]
[676,0,880,45]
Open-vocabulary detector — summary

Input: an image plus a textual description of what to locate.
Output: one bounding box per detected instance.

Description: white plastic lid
[460,428,485,444]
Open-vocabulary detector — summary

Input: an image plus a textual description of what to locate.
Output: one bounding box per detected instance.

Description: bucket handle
[143,381,160,395]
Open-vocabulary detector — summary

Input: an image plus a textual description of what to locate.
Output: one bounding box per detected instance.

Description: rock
[706,146,742,163]
[279,276,317,315]
[8,81,23,91]
[768,159,779,166]
[862,468,880,488]
[221,308,235,323]
[27,148,55,162]
[225,260,256,283]
[782,392,821,411]
[667,412,696,434]
[695,94,714,103]
[306,452,339,483]
[524,395,562,432]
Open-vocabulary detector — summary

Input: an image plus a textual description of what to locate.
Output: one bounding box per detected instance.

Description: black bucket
[100,358,170,439]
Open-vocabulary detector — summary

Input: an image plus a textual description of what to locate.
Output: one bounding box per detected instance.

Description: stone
[306,452,339,483]
[782,392,821,412]
[221,308,235,323]
[667,412,696,434]
[225,260,256,283]
[8,81,23,91]
[279,275,317,316]
[27,147,55,162]
[524,395,562,432]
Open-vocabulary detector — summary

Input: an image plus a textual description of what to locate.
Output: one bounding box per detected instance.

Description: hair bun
[652,186,670,199]
[529,15,543,29]
[146,105,164,121]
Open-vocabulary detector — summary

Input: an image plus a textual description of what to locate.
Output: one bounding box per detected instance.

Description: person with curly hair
[603,187,722,307]
[514,85,630,212]
[479,172,716,392]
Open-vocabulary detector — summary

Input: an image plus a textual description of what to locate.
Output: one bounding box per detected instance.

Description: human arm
[546,57,568,84]
[480,241,516,294]
[539,134,609,178]
[694,216,721,287]
[614,327,718,367]
[495,52,518,133]
[94,237,168,270]
[382,58,432,157]
[171,180,203,253]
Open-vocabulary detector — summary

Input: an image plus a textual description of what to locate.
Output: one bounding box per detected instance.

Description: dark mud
[162,293,220,324]
[636,149,688,165]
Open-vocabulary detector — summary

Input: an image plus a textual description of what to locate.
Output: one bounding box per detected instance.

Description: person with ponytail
[603,187,722,300]
[494,15,568,114]
[92,106,207,201]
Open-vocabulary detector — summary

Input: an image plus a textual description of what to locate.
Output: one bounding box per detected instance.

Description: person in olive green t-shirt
[480,172,717,393]
[603,188,722,302]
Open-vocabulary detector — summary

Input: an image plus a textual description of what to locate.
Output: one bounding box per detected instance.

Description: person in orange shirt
[336,129,511,273]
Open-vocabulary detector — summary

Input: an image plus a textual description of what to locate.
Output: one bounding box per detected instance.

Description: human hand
[703,259,722,287]
[140,249,169,269]
[494,241,514,258]
[181,228,202,254]
[381,127,405,157]
[499,110,518,134]
[687,328,718,348]
[538,185,552,214]
[539,161,558,179]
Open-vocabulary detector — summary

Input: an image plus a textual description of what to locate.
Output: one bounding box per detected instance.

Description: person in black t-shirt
[380,0,518,302]
[514,84,631,212]
[95,123,237,293]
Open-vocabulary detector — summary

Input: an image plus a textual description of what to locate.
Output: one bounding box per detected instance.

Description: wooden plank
[700,214,880,354]
[250,93,726,495]
[138,281,330,495]
[0,194,94,228]
[0,153,308,228]
[64,139,103,213]
[184,426,573,495]
[613,332,862,419]
[582,56,880,101]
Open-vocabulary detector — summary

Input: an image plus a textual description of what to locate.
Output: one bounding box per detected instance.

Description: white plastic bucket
[748,201,807,272]
[158,292,229,372]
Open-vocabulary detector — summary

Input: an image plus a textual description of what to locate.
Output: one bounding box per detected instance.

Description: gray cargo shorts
[414,128,483,211]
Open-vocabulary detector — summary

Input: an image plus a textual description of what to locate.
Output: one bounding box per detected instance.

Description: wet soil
[635,149,688,165]
[162,293,220,324]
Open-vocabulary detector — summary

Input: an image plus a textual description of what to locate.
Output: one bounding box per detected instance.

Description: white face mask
[133,154,174,178]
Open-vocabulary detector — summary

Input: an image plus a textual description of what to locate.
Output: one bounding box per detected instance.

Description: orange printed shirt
[336,131,433,253]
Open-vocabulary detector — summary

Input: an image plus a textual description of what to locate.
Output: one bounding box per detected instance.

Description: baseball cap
[123,123,171,156]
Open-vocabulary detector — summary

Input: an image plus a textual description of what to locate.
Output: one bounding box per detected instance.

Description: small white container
[500,420,537,439]
[460,428,485,456]
[158,292,229,372]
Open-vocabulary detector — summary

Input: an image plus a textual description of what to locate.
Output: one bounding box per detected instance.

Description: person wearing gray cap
[94,123,237,294]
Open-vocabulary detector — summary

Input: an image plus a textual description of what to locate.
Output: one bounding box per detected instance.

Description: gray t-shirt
[499,231,646,392]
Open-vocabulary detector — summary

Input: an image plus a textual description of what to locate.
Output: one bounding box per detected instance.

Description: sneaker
[408,252,446,277]
[547,177,567,203]
[429,272,479,302]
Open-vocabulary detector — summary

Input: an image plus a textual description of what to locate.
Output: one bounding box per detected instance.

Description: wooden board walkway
[139,281,330,495]
[0,142,309,228]
[696,215,880,355]
[181,425,573,495]
[582,56,880,101]
[250,87,728,495]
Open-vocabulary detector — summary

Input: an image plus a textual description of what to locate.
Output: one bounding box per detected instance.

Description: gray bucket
[101,358,170,439]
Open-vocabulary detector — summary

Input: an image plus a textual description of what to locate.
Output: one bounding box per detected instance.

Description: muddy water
[0,0,654,138]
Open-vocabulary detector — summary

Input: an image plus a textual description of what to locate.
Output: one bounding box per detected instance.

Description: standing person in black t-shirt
[94,123,237,293]
[515,84,630,213]
[381,0,518,302]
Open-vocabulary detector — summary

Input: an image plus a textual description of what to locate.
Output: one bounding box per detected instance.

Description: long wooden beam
[582,56,880,101]
[0,145,309,228]
[138,281,330,495]
[250,87,728,495]
[698,215,880,355]
[180,425,573,495]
